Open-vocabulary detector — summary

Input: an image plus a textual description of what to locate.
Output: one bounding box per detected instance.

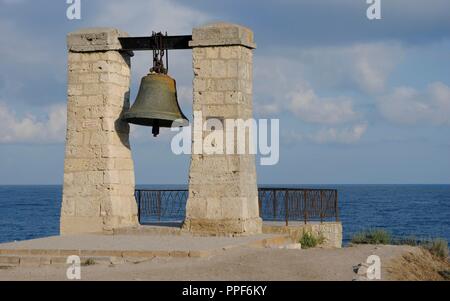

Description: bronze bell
[122,31,188,137]
[122,73,189,137]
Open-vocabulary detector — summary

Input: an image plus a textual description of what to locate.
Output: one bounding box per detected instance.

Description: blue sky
[0,0,449,184]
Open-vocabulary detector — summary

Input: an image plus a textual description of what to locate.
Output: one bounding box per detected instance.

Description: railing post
[258,191,262,218]
[273,189,277,219]
[303,190,307,224]
[335,190,339,222]
[157,191,161,222]
[320,190,324,223]
[137,190,141,224]
[285,190,289,227]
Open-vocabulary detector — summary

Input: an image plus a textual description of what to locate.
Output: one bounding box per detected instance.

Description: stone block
[68,84,83,96]
[220,46,241,59]
[68,62,91,73]
[190,22,256,49]
[101,145,131,159]
[75,198,100,217]
[67,28,129,52]
[227,60,239,77]
[61,196,75,216]
[206,47,220,59]
[20,256,43,267]
[193,59,211,77]
[50,257,69,265]
[60,216,104,235]
[59,250,81,256]
[114,158,134,170]
[103,170,121,184]
[211,60,227,78]
[215,79,239,91]
[99,73,130,87]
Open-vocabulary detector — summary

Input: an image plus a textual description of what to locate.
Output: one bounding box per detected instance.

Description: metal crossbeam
[118,35,192,51]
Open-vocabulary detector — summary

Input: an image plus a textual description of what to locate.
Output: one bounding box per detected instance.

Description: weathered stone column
[183,23,262,235]
[60,28,138,235]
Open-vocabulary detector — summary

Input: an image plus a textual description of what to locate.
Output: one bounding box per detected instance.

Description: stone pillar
[60,28,138,235]
[183,23,262,236]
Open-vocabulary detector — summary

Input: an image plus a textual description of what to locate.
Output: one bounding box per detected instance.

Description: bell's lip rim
[122,112,189,127]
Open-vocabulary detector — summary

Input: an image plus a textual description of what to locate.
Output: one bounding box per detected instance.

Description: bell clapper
[152,120,160,137]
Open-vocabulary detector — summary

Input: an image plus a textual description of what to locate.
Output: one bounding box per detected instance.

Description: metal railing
[258,188,339,225]
[135,189,188,224]
[135,188,339,225]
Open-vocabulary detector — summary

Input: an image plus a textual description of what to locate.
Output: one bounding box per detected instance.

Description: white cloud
[254,42,403,120]
[253,47,375,144]
[0,102,66,144]
[255,103,281,115]
[284,123,368,145]
[293,42,403,94]
[309,123,368,144]
[288,84,359,125]
[377,82,450,125]
[349,43,403,94]
[94,0,210,36]
[279,83,368,144]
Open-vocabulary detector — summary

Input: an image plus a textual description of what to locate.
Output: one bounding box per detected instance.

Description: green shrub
[423,239,449,260]
[299,231,326,249]
[351,229,391,245]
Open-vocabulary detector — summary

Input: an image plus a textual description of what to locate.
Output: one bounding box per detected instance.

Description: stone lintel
[67,27,132,54]
[190,22,256,49]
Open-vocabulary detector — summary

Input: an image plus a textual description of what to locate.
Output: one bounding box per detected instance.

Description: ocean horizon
[0,184,449,246]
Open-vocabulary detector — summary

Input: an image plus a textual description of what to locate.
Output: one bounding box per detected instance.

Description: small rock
[354,262,370,276]
[277,243,302,250]
[109,256,124,265]
[124,257,151,264]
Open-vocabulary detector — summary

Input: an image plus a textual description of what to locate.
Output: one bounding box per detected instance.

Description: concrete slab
[0,233,280,252]
[262,221,343,248]
[0,225,291,266]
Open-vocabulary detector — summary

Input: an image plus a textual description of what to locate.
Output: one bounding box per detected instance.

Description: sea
[0,185,449,246]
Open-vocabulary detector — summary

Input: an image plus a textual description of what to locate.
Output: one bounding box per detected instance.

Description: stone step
[248,235,293,248]
[0,254,119,267]
[112,225,183,236]
[0,247,215,267]
[0,264,15,270]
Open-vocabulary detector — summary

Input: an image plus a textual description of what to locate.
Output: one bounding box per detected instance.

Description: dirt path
[0,244,422,281]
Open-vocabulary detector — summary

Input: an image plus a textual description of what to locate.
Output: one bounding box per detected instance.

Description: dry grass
[387,248,450,281]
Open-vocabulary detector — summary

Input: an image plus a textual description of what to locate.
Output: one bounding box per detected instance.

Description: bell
[122,73,189,137]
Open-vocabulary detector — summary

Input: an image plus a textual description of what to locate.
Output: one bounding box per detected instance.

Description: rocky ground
[1,244,447,281]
